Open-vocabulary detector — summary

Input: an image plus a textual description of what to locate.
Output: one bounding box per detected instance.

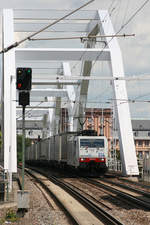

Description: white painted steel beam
[48,104,55,136]
[14,9,98,20]
[31,69,62,74]
[42,114,49,138]
[2,9,17,174]
[16,61,62,68]
[17,106,56,109]
[32,79,79,85]
[15,48,110,61]
[63,62,75,131]
[14,23,91,33]
[26,75,150,81]
[73,23,98,131]
[2,8,138,178]
[98,10,139,176]
[55,82,62,135]
[30,89,68,98]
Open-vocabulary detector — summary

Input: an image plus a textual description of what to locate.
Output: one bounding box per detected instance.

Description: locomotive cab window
[80,139,104,148]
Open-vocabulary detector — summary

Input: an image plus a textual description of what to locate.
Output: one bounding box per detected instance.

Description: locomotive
[25,130,108,173]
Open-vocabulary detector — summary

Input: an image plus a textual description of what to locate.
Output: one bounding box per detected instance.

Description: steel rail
[101,178,150,198]
[119,177,150,190]
[59,178,112,211]
[26,167,124,225]
[50,176,124,225]
[85,178,150,210]
[25,169,80,225]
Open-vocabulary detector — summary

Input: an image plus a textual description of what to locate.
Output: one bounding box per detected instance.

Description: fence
[108,158,122,172]
[143,156,150,183]
[0,166,9,202]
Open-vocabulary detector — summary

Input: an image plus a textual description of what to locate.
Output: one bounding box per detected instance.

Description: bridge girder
[1,9,139,177]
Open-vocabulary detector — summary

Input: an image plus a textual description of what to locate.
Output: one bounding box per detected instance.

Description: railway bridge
[0,7,139,189]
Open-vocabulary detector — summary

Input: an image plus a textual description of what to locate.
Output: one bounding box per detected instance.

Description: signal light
[18,83,22,88]
[19,92,30,106]
[16,67,32,90]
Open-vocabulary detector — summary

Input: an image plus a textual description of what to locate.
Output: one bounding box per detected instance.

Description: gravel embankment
[63,177,150,225]
[0,174,71,225]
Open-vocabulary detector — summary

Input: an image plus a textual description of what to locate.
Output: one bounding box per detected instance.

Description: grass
[5,209,18,222]
[0,218,5,225]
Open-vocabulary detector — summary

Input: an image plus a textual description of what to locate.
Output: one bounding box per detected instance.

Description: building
[132,119,150,159]
[61,108,150,159]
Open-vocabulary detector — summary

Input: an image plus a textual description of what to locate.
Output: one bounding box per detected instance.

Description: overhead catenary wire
[91,0,150,72]
[70,1,120,73]
[16,97,150,108]
[122,0,130,27]
[0,0,94,54]
[107,0,118,17]
[16,101,45,120]
[2,0,149,118]
[31,74,150,81]
[29,33,135,41]
[119,0,150,32]
[71,0,150,75]
[16,95,150,120]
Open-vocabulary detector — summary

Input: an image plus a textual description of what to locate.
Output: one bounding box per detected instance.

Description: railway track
[60,179,112,211]
[84,178,150,210]
[118,177,150,191]
[25,167,124,225]
[101,178,150,198]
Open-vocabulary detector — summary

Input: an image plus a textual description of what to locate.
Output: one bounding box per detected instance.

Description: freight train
[25,130,108,173]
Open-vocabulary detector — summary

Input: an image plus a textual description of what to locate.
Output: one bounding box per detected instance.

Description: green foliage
[0,218,5,225]
[5,209,18,222]
[17,135,31,162]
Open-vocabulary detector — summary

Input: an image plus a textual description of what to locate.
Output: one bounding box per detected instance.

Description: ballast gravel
[0,174,72,225]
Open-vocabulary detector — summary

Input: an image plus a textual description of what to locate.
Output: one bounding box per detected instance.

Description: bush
[5,209,18,222]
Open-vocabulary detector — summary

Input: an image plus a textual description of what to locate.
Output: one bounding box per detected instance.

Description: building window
[145,151,150,157]
[148,132,150,136]
[145,140,150,146]
[134,131,138,137]
[88,117,92,123]
[138,151,143,159]
[138,140,143,146]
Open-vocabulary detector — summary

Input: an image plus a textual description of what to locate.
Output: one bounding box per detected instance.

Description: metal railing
[143,156,150,182]
[108,158,122,172]
[0,166,9,202]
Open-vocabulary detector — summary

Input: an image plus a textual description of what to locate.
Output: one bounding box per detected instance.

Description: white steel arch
[98,10,139,176]
[1,8,139,176]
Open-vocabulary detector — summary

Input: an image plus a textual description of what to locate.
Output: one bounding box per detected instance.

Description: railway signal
[16,67,32,193]
[16,67,32,106]
[16,68,32,91]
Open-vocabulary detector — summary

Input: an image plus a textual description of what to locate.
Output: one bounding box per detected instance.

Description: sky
[0,0,150,118]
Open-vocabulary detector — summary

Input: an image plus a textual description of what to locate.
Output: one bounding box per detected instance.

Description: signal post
[16,67,32,209]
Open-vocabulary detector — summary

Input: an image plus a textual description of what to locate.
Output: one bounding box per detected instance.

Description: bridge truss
[1,8,139,177]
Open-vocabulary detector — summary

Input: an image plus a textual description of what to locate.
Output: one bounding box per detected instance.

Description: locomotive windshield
[80,139,104,148]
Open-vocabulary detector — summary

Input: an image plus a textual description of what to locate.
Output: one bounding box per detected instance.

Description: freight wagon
[26,131,108,173]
